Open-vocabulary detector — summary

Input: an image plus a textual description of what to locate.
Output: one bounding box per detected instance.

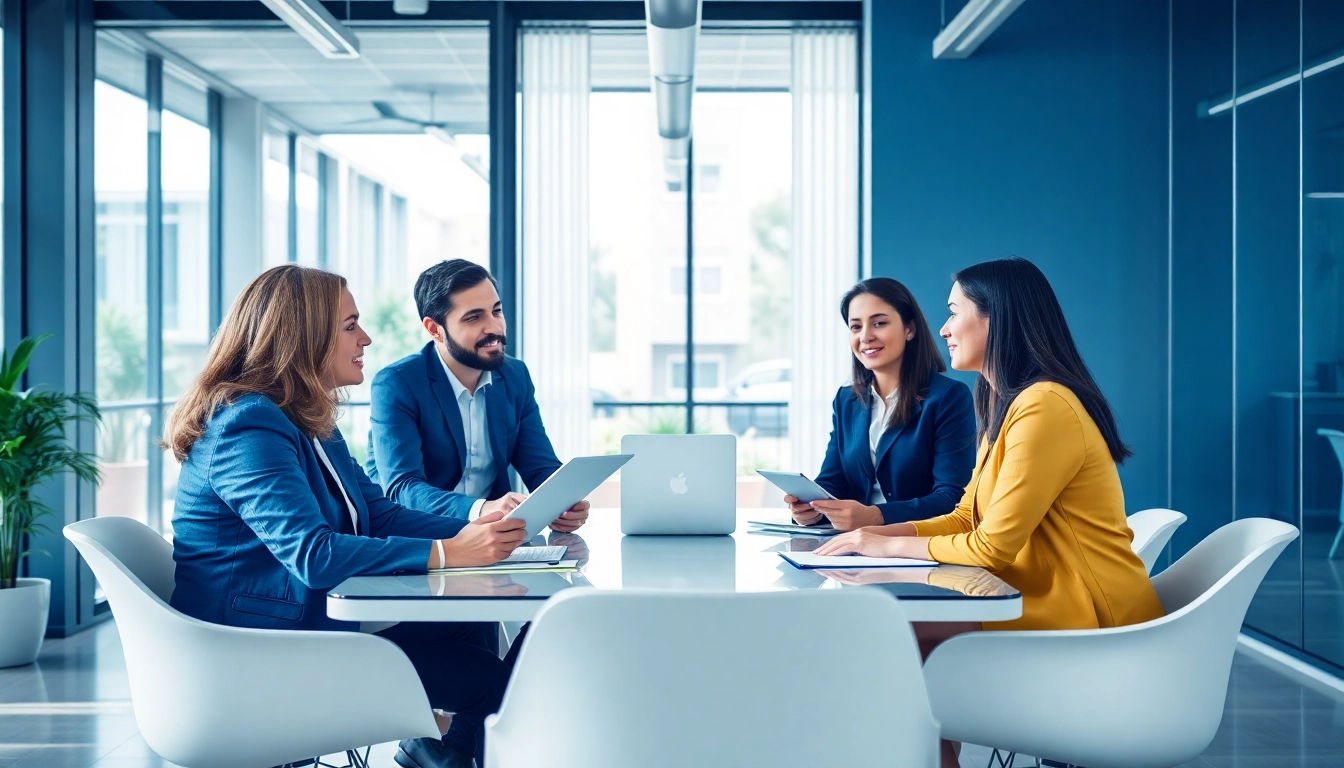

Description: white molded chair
[64,517,439,768]
[1318,428,1344,559]
[485,589,939,768]
[923,517,1298,768]
[1128,508,1188,574]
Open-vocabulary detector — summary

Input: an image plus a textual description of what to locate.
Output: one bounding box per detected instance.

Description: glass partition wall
[1171,0,1344,672]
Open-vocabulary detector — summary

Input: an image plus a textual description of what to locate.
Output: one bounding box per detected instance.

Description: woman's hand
[813,527,905,557]
[436,510,527,568]
[809,499,883,530]
[549,500,590,533]
[784,494,825,525]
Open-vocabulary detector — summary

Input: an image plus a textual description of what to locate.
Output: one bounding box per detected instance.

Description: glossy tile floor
[1,620,1342,767]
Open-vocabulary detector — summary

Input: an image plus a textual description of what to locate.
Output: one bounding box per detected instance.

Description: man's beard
[445,331,508,371]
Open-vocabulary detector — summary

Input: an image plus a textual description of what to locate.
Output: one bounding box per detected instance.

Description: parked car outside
[724,359,790,437]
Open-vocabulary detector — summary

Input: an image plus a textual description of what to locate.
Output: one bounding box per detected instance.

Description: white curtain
[790,28,860,478]
[521,28,591,464]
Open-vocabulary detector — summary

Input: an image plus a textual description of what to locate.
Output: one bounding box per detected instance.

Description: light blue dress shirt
[439,353,495,520]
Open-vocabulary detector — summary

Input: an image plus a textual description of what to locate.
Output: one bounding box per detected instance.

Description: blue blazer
[814,373,977,525]
[170,394,467,632]
[367,343,562,520]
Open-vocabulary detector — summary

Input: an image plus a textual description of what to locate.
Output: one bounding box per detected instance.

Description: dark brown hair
[953,257,1130,463]
[163,265,347,461]
[840,277,946,430]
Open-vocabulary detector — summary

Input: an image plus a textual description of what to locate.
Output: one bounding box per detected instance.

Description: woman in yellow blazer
[817,257,1164,634]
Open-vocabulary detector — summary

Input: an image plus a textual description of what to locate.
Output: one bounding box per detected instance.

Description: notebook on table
[778,552,937,569]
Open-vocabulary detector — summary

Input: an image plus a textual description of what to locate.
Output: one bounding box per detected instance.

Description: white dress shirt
[867,386,898,506]
[311,438,360,535]
[439,353,494,520]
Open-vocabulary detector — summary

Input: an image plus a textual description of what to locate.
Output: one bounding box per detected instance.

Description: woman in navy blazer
[788,278,977,530]
[164,265,525,768]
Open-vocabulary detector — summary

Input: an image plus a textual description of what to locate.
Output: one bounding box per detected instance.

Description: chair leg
[1329,525,1344,559]
[987,749,1015,767]
[310,748,371,768]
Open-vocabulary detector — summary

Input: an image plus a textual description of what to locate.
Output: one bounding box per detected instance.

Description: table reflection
[621,535,737,590]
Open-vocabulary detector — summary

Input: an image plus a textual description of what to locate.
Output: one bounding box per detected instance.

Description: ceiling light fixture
[259,0,360,60]
[393,0,429,15]
[932,0,1027,60]
[1203,51,1344,116]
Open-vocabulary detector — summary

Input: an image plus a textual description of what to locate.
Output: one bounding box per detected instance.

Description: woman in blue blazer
[788,278,977,530]
[164,265,523,768]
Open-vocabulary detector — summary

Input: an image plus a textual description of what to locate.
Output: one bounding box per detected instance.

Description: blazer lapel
[423,344,468,461]
[320,436,370,536]
[846,396,875,490]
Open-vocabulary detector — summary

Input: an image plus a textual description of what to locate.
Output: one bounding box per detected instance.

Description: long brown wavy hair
[163,265,347,461]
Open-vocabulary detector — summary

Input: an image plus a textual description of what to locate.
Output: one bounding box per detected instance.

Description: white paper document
[779,551,937,570]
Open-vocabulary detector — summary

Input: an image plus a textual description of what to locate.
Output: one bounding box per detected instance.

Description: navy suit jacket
[814,373,977,524]
[367,343,562,520]
[170,394,467,632]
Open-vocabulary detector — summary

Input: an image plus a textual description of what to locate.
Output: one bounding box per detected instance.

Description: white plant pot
[0,578,51,668]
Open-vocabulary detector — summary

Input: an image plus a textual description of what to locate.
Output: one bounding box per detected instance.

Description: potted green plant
[0,335,100,668]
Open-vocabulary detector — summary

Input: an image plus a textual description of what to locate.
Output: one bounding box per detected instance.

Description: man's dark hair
[414,259,498,325]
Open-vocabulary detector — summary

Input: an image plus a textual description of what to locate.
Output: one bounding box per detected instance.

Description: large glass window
[263,127,292,267]
[557,28,855,506]
[94,38,218,536]
[296,141,321,265]
[94,45,150,526]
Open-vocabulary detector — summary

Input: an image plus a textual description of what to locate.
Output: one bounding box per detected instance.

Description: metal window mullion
[489,3,520,351]
[145,55,165,533]
[287,132,298,263]
[207,88,223,335]
[685,139,695,434]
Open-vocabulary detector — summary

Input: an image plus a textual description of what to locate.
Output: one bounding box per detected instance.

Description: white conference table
[328,509,1022,624]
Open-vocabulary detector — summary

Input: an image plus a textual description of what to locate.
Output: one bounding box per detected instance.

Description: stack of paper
[747,520,843,536]
[430,544,573,574]
[431,559,580,575]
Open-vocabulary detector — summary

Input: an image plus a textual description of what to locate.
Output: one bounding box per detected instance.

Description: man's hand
[438,510,527,567]
[481,492,528,517]
[809,499,883,531]
[547,531,591,565]
[784,494,825,526]
[549,500,590,533]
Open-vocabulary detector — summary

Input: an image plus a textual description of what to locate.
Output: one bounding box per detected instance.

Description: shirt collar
[439,351,492,401]
[869,386,898,407]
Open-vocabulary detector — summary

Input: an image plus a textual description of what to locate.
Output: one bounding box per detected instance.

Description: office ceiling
[140,27,793,136]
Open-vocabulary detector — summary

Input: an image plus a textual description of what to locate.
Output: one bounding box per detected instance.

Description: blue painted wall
[866,0,1172,511]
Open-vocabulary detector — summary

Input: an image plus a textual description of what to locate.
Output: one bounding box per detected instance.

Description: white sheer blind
[790,28,860,478]
[521,28,591,463]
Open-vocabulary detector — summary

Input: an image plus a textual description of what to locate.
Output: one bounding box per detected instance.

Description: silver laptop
[620,434,736,535]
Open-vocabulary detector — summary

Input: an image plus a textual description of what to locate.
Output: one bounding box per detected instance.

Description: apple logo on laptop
[670,472,689,495]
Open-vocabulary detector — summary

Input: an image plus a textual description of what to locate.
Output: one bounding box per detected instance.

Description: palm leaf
[0,334,51,393]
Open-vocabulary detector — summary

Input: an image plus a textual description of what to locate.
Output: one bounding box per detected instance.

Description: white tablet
[504,454,633,536]
[756,470,836,504]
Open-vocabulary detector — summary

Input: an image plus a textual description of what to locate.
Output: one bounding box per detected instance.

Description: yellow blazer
[912,382,1165,631]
